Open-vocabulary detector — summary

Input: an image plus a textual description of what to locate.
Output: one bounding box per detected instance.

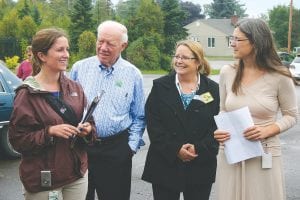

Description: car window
[0,80,4,92]
[0,63,22,92]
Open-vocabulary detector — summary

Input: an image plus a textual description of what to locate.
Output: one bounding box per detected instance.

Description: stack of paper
[214,107,264,164]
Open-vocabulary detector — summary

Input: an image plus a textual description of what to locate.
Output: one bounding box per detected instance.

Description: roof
[201,19,235,35]
[188,18,235,35]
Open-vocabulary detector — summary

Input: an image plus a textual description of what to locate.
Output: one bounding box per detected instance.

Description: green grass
[211,69,220,75]
[141,69,169,75]
[206,56,234,61]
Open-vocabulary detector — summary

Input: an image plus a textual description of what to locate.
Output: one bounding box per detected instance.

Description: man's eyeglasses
[229,36,249,43]
[173,55,196,61]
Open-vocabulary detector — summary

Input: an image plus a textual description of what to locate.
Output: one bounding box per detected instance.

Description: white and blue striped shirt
[70,56,146,152]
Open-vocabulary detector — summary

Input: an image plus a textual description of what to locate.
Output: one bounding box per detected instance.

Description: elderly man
[70,20,146,200]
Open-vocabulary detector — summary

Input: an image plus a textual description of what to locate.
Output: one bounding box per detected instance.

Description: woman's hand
[77,122,92,137]
[48,124,80,139]
[243,124,279,141]
[177,143,198,162]
[214,129,230,144]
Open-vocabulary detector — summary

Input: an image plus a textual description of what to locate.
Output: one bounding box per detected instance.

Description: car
[293,47,300,56]
[0,60,22,158]
[289,56,300,85]
[277,52,294,68]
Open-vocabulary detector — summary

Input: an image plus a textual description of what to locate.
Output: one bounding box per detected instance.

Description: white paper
[214,107,264,164]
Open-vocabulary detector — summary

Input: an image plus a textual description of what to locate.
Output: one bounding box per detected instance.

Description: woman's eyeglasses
[173,55,196,61]
[229,36,249,43]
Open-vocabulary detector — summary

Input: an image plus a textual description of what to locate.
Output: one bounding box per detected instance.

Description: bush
[78,31,96,58]
[68,53,82,70]
[127,37,161,70]
[5,56,19,70]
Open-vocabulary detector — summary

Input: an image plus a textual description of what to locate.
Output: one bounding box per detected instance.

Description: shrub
[5,56,20,70]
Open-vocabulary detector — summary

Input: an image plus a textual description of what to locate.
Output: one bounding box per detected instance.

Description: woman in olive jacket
[142,40,220,200]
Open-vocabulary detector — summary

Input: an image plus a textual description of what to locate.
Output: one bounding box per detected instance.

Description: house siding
[184,20,234,57]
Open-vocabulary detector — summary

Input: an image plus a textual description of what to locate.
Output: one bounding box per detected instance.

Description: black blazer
[142,72,220,191]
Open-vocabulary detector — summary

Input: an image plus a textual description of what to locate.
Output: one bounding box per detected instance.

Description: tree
[69,0,94,52]
[161,0,188,56]
[18,0,31,19]
[204,0,247,18]
[0,10,19,38]
[180,1,205,25]
[115,0,140,30]
[269,5,300,49]
[127,36,161,70]
[42,0,71,30]
[78,31,96,58]
[0,0,15,19]
[17,15,37,43]
[32,6,42,25]
[131,0,164,40]
[125,0,164,70]
[92,0,114,25]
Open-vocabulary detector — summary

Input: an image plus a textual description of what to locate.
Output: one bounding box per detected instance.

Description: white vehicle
[293,47,300,56]
[289,56,300,85]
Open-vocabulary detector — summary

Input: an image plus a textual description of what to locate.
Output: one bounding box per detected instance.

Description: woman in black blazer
[142,40,220,200]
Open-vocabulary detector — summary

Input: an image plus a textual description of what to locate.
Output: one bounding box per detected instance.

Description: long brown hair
[174,40,211,76]
[232,19,291,94]
[31,28,68,76]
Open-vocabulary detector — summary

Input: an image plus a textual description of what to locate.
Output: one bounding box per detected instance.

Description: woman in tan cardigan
[214,18,298,200]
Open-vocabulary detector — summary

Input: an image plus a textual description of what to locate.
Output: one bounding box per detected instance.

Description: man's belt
[94,129,129,145]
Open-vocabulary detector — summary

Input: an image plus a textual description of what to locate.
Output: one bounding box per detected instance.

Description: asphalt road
[1,62,300,200]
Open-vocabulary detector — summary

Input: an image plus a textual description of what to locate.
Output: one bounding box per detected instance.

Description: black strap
[43,93,79,126]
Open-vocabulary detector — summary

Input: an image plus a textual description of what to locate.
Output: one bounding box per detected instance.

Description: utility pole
[288,0,293,53]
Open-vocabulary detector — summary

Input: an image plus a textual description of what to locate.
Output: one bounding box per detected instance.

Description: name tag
[193,92,214,104]
[262,152,272,169]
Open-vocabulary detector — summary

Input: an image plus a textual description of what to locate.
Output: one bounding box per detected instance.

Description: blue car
[0,61,22,158]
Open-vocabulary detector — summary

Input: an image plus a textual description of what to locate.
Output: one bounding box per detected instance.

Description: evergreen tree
[69,0,94,52]
[44,0,71,30]
[32,6,42,26]
[92,0,114,25]
[161,0,188,56]
[18,0,31,19]
[115,0,140,32]
[204,0,247,18]
[17,15,37,43]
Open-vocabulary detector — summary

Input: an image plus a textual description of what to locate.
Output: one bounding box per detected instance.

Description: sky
[112,0,300,18]
[188,0,300,18]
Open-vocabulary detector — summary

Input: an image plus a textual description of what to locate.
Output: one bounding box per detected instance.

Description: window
[0,80,4,92]
[208,37,215,48]
[227,36,231,47]
[190,36,201,42]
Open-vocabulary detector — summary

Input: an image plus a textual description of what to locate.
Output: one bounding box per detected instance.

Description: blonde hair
[174,40,211,76]
[26,45,32,52]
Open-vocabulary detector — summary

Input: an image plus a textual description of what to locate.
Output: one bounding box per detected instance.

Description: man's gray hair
[97,20,128,43]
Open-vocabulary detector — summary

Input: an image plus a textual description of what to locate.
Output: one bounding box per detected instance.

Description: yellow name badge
[194,92,214,104]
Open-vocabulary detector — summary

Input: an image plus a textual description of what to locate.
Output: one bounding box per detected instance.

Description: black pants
[152,183,212,200]
[85,131,133,200]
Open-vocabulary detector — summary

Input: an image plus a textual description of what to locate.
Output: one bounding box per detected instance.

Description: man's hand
[177,143,198,162]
